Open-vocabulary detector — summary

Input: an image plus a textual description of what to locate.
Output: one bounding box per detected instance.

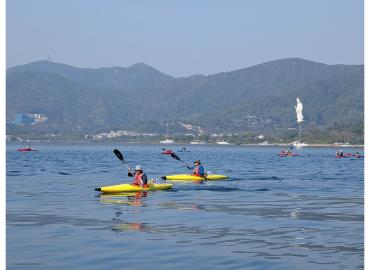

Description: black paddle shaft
[170,153,192,170]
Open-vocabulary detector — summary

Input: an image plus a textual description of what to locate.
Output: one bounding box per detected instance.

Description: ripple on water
[6,145,364,270]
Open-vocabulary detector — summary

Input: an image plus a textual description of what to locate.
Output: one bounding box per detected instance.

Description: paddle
[113,149,132,171]
[169,153,193,170]
[113,149,162,185]
[285,145,294,155]
[283,145,294,153]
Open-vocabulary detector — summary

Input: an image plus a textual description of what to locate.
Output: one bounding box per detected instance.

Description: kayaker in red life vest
[128,165,148,187]
[193,160,205,177]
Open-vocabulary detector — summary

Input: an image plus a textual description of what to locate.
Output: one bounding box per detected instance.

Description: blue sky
[6,0,364,77]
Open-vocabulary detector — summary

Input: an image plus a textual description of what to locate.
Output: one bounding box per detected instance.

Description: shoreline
[6,140,364,148]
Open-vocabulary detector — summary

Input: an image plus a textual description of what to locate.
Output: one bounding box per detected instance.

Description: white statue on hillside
[295,97,304,123]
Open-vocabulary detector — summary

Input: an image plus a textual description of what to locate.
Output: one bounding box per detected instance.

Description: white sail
[295,97,304,123]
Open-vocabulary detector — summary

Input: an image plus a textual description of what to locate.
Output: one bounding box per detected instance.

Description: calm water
[7,144,364,270]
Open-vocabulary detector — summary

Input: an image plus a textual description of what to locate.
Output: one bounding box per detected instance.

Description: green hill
[6,58,363,141]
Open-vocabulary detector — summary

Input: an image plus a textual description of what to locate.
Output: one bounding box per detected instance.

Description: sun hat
[134,165,143,171]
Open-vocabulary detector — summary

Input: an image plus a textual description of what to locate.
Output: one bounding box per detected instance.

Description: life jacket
[193,165,204,177]
[132,173,147,187]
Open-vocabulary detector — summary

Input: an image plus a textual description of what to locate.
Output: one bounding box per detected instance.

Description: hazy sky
[6,0,364,77]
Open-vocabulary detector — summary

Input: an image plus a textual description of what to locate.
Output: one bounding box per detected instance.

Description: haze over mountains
[6,58,364,139]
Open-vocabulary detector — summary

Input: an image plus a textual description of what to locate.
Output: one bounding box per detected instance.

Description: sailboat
[340,138,351,147]
[160,123,174,144]
[217,136,231,145]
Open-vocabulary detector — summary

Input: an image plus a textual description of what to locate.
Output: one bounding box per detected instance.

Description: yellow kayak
[95,183,173,193]
[162,174,228,181]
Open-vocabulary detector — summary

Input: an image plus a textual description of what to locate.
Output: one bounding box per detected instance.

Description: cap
[193,160,201,164]
[134,165,143,171]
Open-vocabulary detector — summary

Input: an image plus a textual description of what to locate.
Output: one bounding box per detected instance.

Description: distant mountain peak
[130,62,151,68]
[128,62,162,73]
[127,62,174,79]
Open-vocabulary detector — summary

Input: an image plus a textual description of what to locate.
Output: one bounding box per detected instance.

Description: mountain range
[6,58,364,139]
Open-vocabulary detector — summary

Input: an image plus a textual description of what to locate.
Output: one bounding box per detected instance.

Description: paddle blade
[170,153,181,161]
[113,149,124,161]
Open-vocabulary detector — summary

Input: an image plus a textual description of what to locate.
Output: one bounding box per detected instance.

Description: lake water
[6,144,364,269]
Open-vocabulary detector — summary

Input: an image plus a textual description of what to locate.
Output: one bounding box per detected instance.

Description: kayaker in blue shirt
[193,160,205,177]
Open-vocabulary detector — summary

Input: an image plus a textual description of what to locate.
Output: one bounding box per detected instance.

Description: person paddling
[193,160,205,177]
[128,165,148,187]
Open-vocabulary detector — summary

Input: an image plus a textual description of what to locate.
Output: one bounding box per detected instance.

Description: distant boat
[258,141,269,145]
[161,148,174,154]
[217,141,230,145]
[339,138,351,147]
[190,140,205,145]
[160,123,174,144]
[160,139,174,144]
[292,141,308,148]
[339,143,350,147]
[17,146,36,152]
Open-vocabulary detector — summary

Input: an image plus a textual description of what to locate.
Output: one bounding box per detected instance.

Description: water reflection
[160,201,203,211]
[111,222,155,233]
[99,192,147,207]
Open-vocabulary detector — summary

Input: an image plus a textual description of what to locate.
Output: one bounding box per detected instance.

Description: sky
[6,0,365,77]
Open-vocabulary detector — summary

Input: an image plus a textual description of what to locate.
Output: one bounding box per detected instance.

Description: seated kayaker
[193,160,205,177]
[281,149,293,156]
[354,152,361,158]
[338,150,344,157]
[128,165,148,187]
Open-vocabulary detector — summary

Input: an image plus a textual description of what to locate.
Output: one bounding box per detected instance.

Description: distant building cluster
[177,122,205,135]
[13,113,48,125]
[86,130,157,140]
[230,115,276,127]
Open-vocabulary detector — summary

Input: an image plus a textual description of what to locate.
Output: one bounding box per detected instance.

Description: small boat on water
[190,140,206,145]
[160,123,175,144]
[335,152,363,158]
[160,139,175,144]
[279,152,298,157]
[162,149,174,154]
[17,146,36,152]
[217,141,230,145]
[292,141,308,148]
[178,147,190,152]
